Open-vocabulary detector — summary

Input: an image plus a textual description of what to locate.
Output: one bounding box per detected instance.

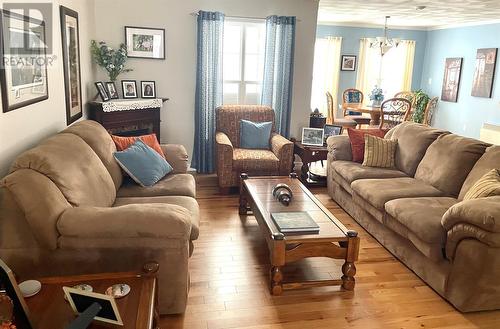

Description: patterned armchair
[215,105,294,193]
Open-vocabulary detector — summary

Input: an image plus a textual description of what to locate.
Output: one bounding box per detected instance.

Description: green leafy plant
[91,40,132,81]
[411,89,430,124]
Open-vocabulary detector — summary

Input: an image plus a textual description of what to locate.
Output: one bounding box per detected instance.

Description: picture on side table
[121,80,138,98]
[301,127,324,147]
[95,82,109,101]
[105,82,119,99]
[341,55,356,71]
[125,26,165,59]
[441,57,463,102]
[141,81,156,98]
[472,48,498,98]
[0,9,49,112]
[60,6,83,125]
[323,124,343,143]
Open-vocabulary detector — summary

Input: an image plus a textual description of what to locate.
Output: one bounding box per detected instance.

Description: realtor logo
[2,3,53,55]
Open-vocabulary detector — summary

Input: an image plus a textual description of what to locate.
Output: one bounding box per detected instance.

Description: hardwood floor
[161,175,500,329]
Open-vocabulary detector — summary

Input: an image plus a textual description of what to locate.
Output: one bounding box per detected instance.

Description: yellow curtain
[355,38,370,99]
[310,36,342,120]
[401,40,416,91]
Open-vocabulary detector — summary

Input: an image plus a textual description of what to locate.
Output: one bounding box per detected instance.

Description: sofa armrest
[270,133,294,175]
[326,135,353,161]
[57,204,192,240]
[442,197,500,260]
[160,144,189,174]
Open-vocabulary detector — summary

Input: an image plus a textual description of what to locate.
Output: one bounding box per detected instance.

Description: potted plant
[411,89,431,123]
[91,40,132,82]
[369,86,384,107]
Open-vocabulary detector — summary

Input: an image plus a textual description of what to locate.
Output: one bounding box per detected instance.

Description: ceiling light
[369,16,399,56]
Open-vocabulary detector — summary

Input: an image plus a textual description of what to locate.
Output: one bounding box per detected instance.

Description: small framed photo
[94,82,110,101]
[105,82,119,99]
[63,286,123,326]
[341,55,357,71]
[121,80,138,98]
[302,127,325,146]
[141,81,156,98]
[125,26,165,60]
[323,124,343,142]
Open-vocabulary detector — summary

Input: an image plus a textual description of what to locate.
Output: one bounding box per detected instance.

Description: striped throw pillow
[362,134,397,168]
[464,169,500,200]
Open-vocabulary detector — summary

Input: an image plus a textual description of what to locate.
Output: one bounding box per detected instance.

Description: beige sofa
[0,120,198,314]
[327,122,500,312]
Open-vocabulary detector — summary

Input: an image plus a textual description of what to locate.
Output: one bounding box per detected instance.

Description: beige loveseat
[327,122,500,312]
[0,120,198,314]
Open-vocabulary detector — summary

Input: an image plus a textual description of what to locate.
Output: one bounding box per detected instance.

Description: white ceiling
[318,0,500,29]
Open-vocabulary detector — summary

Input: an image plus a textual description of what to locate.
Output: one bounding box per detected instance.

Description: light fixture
[369,16,400,56]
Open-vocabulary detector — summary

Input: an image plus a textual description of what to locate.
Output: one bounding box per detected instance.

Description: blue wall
[316,25,428,106]
[420,23,500,138]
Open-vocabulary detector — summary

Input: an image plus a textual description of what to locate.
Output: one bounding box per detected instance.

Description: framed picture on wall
[341,55,356,71]
[441,57,463,103]
[125,26,165,60]
[471,48,498,98]
[0,9,49,112]
[60,6,83,125]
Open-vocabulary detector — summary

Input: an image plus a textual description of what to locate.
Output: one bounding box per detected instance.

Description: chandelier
[369,16,400,56]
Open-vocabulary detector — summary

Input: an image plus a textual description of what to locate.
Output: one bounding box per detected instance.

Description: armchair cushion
[233,148,279,173]
[240,120,272,149]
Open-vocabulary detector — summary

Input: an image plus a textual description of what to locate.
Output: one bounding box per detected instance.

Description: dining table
[343,103,382,126]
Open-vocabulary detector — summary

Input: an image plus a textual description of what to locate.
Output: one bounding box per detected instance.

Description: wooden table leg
[300,162,309,182]
[370,112,381,126]
[342,231,359,290]
[239,173,249,215]
[270,266,283,295]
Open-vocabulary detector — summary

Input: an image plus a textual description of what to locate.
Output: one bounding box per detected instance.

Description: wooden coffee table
[239,174,359,295]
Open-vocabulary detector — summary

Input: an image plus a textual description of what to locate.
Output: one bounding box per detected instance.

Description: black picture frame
[121,80,138,98]
[105,81,119,99]
[141,80,156,98]
[0,9,49,112]
[323,124,343,143]
[95,81,109,101]
[60,5,83,125]
[341,55,357,71]
[124,26,165,60]
[0,259,36,329]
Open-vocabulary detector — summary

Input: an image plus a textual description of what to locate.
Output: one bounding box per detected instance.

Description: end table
[291,139,328,187]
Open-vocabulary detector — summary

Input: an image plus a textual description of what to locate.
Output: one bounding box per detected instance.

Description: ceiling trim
[317,21,428,31]
[428,19,500,31]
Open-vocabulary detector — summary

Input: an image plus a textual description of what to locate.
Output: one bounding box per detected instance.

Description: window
[223,19,266,105]
[356,39,416,101]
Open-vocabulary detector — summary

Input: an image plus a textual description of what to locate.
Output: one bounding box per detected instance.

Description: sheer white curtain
[310,37,342,117]
[356,39,415,101]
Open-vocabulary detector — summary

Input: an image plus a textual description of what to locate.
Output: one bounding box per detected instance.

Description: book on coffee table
[271,212,320,234]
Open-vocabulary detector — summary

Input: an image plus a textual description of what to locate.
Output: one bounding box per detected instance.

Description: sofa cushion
[388,122,446,176]
[351,177,444,210]
[459,145,500,200]
[347,128,386,163]
[463,169,500,200]
[63,120,123,190]
[114,140,172,187]
[415,134,489,197]
[362,134,397,168]
[333,161,407,184]
[111,133,165,158]
[11,133,116,207]
[232,148,279,173]
[117,174,196,198]
[114,196,200,240]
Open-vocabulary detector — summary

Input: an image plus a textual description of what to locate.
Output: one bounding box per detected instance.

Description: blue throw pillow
[113,139,173,187]
[240,119,273,149]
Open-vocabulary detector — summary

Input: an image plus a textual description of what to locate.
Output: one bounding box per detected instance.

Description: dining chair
[379,97,412,130]
[394,91,416,121]
[326,92,357,129]
[423,97,439,126]
[341,88,371,127]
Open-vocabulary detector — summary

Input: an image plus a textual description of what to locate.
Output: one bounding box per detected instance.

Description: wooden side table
[291,139,329,187]
[24,263,159,329]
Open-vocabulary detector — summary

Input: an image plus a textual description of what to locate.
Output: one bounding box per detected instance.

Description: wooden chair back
[394,91,416,121]
[423,97,439,126]
[326,91,335,123]
[342,88,364,116]
[379,97,412,130]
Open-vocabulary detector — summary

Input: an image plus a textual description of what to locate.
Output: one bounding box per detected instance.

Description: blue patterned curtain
[261,16,296,138]
[192,11,225,173]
